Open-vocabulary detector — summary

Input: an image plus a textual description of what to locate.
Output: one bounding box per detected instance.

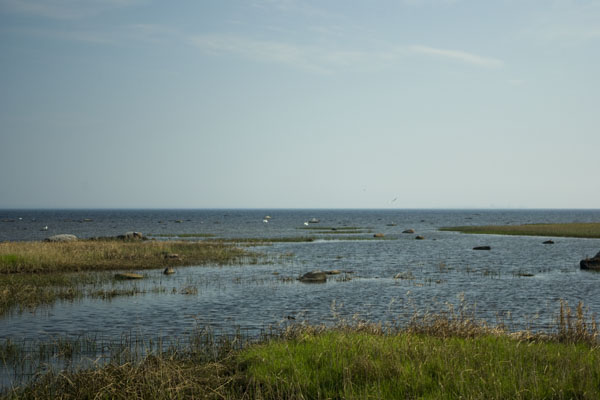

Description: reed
[440,222,600,238]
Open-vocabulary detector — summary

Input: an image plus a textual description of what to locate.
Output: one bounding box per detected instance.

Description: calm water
[1,209,600,340]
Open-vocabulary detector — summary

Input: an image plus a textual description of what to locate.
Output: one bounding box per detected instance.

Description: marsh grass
[440,222,600,238]
[0,241,258,315]
[5,300,600,399]
[0,240,255,274]
[146,233,216,238]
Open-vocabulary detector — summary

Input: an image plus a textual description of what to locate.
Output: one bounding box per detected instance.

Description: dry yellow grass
[0,240,256,274]
[440,222,600,238]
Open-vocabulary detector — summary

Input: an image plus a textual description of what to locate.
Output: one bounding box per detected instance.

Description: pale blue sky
[1,0,599,208]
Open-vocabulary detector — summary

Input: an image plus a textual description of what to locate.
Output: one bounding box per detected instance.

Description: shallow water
[1,209,600,388]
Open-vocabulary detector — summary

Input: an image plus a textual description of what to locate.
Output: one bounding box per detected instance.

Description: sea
[1,209,600,386]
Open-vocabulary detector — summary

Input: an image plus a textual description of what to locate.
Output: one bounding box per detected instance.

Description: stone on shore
[44,234,78,242]
[117,232,147,241]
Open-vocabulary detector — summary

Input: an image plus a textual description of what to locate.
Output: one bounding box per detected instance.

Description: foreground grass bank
[440,222,600,238]
[6,303,600,399]
[0,240,258,315]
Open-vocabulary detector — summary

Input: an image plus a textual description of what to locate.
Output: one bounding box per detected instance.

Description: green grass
[440,222,600,238]
[241,331,600,399]
[6,301,600,399]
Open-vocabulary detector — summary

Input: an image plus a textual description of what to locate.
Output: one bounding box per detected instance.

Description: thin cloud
[191,34,504,73]
[408,45,504,68]
[190,34,333,73]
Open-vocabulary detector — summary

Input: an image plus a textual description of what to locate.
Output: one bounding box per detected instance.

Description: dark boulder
[299,271,327,283]
[581,251,600,270]
[473,246,491,250]
[415,235,425,240]
[543,240,555,244]
[402,229,415,234]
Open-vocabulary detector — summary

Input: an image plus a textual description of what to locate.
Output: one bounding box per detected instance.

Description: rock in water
[581,251,600,270]
[543,240,554,244]
[163,267,175,275]
[473,246,491,250]
[44,234,78,242]
[415,235,425,240]
[402,229,415,234]
[298,271,327,283]
[373,233,385,238]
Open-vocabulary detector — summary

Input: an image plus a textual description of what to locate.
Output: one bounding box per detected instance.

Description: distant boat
[41,226,48,231]
[264,215,272,220]
[304,222,309,226]
[263,219,269,223]
[308,218,320,224]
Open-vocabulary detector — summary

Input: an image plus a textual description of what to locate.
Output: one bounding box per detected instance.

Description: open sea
[1,209,600,387]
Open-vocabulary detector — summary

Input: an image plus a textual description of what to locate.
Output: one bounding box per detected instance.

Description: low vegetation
[0,240,255,274]
[0,240,258,315]
[440,222,600,238]
[146,233,216,238]
[4,301,600,399]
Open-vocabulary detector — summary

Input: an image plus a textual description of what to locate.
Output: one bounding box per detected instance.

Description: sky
[0,0,599,209]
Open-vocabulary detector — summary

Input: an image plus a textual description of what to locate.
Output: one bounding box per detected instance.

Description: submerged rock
[114,272,144,280]
[543,240,555,244]
[44,234,78,242]
[402,229,415,234]
[415,235,425,240]
[473,246,491,250]
[298,270,327,283]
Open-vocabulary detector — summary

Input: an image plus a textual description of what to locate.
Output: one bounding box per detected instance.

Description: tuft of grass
[440,222,600,238]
